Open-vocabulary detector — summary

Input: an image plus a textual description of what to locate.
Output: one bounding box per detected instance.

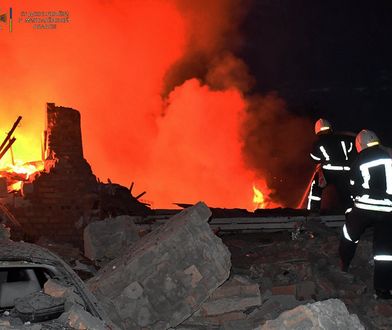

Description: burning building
[0,103,150,246]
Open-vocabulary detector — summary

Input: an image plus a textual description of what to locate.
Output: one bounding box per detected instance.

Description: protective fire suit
[307,132,356,211]
[339,145,392,294]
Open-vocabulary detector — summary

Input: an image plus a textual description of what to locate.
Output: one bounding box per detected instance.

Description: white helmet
[355,129,380,152]
[314,118,332,135]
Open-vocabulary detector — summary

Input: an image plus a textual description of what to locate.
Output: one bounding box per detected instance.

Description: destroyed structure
[0,103,150,246]
[1,104,391,329]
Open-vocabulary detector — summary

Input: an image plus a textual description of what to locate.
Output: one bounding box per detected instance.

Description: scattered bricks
[223,318,254,330]
[296,281,316,301]
[199,275,261,316]
[44,278,71,298]
[271,284,296,296]
[344,282,367,298]
[0,320,11,327]
[248,295,303,323]
[87,202,231,330]
[84,215,140,262]
[314,278,337,300]
[258,299,365,330]
[374,303,392,318]
[59,304,111,330]
[182,309,247,327]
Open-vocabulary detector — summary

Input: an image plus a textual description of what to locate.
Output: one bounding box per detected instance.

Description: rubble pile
[217,220,391,329]
[87,202,231,329]
[179,275,261,329]
[3,198,392,329]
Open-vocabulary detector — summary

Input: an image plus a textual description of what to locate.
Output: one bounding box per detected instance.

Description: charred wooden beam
[0,116,22,155]
[135,191,146,200]
[0,137,16,161]
[130,182,134,193]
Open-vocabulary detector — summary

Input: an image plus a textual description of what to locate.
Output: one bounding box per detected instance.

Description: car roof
[0,240,61,265]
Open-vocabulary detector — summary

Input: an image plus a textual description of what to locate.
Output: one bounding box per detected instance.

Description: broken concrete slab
[199,275,261,316]
[256,298,364,330]
[83,215,140,263]
[180,275,261,328]
[87,202,231,330]
[248,294,305,324]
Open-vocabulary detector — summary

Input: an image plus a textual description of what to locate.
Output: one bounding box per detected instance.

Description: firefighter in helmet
[307,118,357,211]
[339,129,392,299]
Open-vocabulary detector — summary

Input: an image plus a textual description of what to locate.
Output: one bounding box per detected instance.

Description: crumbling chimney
[44,103,84,160]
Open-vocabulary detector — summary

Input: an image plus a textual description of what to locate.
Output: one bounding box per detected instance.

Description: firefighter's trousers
[307,167,351,211]
[339,207,392,291]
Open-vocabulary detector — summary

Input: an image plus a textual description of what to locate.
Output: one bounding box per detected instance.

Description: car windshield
[0,266,54,309]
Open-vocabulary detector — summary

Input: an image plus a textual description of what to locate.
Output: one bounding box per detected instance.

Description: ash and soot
[0,0,314,209]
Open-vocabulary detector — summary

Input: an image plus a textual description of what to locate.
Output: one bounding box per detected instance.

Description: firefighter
[307,118,356,211]
[339,129,392,299]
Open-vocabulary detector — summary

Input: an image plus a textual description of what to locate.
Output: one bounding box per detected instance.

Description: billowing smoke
[241,95,315,206]
[0,0,313,208]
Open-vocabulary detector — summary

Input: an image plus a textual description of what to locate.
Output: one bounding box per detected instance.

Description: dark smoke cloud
[162,0,315,207]
[242,94,315,206]
[162,0,249,96]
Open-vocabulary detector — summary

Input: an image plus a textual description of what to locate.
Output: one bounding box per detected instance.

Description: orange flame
[8,162,44,179]
[0,160,44,192]
[252,184,265,210]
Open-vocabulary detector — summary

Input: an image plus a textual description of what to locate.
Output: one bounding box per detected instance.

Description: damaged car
[0,240,117,329]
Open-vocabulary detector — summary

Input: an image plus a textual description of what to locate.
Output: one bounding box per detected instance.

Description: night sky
[240,0,392,144]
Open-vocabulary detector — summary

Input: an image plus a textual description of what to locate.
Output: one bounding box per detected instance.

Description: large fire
[0,0,303,209]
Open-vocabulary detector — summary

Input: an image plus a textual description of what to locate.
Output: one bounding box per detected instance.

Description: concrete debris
[217,221,392,329]
[248,294,305,324]
[179,275,261,328]
[87,202,231,329]
[199,275,261,316]
[59,304,109,330]
[44,278,86,311]
[13,292,65,323]
[257,298,365,330]
[83,215,140,264]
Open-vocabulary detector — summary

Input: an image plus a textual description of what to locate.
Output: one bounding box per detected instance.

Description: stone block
[84,215,140,262]
[257,298,364,330]
[87,202,231,330]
